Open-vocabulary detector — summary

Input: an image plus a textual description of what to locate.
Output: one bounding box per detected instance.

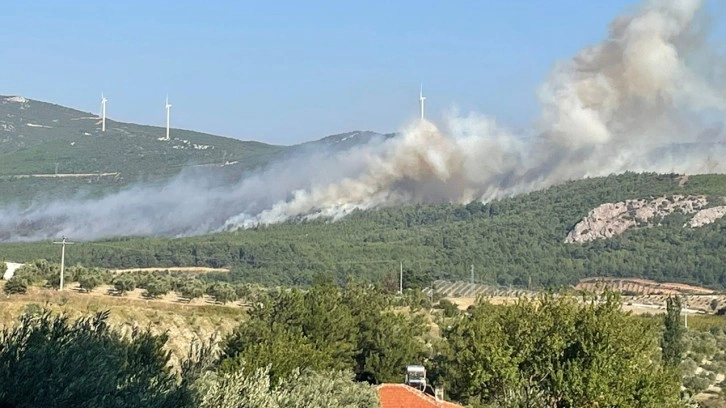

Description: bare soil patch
[111,266,230,274]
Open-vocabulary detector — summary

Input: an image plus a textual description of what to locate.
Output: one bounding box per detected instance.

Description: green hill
[0,95,286,175]
[0,95,387,205]
[0,95,284,203]
[4,172,726,289]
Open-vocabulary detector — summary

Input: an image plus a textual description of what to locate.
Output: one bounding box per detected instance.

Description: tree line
[3,260,261,305]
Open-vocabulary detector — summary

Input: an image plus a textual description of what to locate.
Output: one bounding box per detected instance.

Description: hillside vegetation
[4,172,726,289]
[2,261,724,405]
[0,280,694,407]
[0,96,385,204]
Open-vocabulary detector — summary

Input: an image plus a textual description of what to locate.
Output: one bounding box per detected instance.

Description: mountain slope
[4,172,726,290]
[0,95,383,204]
[293,130,395,152]
[0,95,284,177]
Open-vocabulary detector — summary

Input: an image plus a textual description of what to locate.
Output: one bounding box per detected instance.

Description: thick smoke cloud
[2,0,726,242]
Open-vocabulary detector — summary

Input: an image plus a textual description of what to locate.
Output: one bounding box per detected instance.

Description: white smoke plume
[2,0,726,242]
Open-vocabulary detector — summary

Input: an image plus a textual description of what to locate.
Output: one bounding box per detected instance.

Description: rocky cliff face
[566,195,726,243]
[688,206,726,228]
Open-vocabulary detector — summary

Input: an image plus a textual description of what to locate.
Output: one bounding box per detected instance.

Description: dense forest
[4,172,726,289]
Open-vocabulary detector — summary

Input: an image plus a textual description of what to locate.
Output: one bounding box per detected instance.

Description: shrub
[22,303,43,316]
[0,310,194,407]
[180,280,206,301]
[3,277,28,295]
[113,275,137,295]
[683,374,711,394]
[209,283,237,305]
[144,278,171,299]
[436,298,460,317]
[78,273,104,293]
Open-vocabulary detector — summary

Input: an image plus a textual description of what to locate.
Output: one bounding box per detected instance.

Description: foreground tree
[220,279,429,385]
[0,310,194,408]
[194,365,379,408]
[439,292,682,407]
[662,295,685,368]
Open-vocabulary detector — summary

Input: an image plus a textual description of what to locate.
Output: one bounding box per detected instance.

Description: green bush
[683,374,711,395]
[113,275,137,295]
[179,279,206,301]
[440,293,682,406]
[78,273,104,293]
[144,278,172,299]
[0,310,195,407]
[3,276,28,295]
[436,298,460,317]
[22,303,43,316]
[209,283,237,305]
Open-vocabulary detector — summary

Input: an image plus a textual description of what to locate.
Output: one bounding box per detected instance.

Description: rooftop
[377,384,463,408]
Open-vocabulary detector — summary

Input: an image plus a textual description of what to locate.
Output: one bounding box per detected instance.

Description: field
[0,284,245,367]
[575,277,716,295]
[436,278,726,316]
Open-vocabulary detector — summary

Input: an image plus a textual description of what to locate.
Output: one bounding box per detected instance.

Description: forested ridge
[4,172,726,289]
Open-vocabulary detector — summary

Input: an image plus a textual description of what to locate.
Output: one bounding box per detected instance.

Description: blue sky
[0,1,720,145]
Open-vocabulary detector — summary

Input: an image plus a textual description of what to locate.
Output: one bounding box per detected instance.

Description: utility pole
[52,236,74,291]
[399,261,403,295]
[470,264,474,285]
[684,295,688,329]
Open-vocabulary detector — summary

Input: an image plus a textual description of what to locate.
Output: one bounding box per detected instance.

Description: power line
[52,236,74,291]
[399,261,403,295]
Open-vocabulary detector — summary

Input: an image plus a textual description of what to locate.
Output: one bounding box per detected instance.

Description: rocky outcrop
[566,195,712,243]
[688,206,726,228]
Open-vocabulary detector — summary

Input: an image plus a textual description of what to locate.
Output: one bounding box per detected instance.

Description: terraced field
[426,280,536,298]
[576,277,716,295]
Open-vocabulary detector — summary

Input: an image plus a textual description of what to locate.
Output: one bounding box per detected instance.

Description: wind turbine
[164,95,172,141]
[419,84,426,120]
[101,93,108,132]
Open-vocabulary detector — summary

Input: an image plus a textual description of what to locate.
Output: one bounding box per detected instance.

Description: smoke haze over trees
[2,0,726,242]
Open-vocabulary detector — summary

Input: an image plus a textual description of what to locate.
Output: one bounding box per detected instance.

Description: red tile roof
[377,384,463,408]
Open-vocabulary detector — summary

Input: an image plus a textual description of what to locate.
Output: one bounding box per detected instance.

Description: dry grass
[0,286,245,367]
[110,266,230,274]
[68,283,244,308]
[447,296,524,310]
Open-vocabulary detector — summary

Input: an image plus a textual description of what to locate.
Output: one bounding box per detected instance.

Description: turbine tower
[101,93,108,132]
[164,95,172,141]
[419,84,426,120]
